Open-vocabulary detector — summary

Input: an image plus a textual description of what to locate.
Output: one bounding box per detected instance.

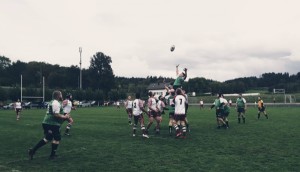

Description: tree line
[1,53,300,102]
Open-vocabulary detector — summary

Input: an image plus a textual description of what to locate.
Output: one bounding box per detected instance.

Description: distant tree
[89,52,115,92]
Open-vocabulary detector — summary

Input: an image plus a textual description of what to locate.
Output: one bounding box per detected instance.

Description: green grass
[0,106,299,172]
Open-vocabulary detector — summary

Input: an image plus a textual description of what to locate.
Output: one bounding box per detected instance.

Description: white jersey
[132,99,143,116]
[220,97,228,104]
[148,97,157,111]
[63,99,72,113]
[126,100,133,109]
[174,95,186,115]
[157,100,165,112]
[200,101,204,105]
[15,102,22,109]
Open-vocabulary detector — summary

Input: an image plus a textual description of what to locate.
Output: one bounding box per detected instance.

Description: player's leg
[64,117,74,136]
[49,126,61,159]
[16,109,20,120]
[132,116,139,136]
[173,115,182,137]
[242,110,246,123]
[127,109,132,125]
[139,114,149,138]
[263,108,268,119]
[185,116,190,132]
[168,112,174,135]
[155,115,162,134]
[237,109,241,123]
[28,124,52,160]
[146,112,154,133]
[180,119,187,138]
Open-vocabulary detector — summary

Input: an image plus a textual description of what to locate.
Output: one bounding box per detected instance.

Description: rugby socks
[238,118,241,123]
[65,123,72,134]
[133,124,137,135]
[225,121,229,127]
[32,139,47,152]
[50,143,59,158]
[257,113,260,119]
[265,114,268,119]
[242,117,245,123]
[169,126,172,134]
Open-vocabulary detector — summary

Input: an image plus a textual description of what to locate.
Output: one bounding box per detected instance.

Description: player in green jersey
[165,88,175,135]
[236,94,247,123]
[173,65,187,90]
[28,90,70,160]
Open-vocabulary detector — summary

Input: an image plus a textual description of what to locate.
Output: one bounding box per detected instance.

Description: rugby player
[124,96,133,125]
[63,93,75,136]
[28,90,70,160]
[173,88,187,138]
[257,96,268,119]
[236,94,247,123]
[14,99,22,120]
[146,92,161,134]
[132,93,149,138]
[173,65,187,90]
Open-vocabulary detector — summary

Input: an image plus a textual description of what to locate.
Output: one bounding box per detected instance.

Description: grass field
[0,106,299,172]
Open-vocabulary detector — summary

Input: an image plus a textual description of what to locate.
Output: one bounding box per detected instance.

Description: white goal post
[20,75,45,102]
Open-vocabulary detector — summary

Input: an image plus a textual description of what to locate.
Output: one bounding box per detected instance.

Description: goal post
[20,75,45,102]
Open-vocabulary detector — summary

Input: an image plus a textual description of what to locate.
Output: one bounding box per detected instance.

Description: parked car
[80,101,91,108]
[23,101,48,109]
[3,103,14,110]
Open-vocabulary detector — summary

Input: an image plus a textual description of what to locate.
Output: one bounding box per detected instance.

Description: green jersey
[236,97,246,108]
[213,98,221,109]
[224,105,230,113]
[173,76,184,86]
[42,100,64,126]
[167,95,175,113]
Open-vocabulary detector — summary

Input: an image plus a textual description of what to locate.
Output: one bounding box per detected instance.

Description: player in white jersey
[173,88,187,138]
[182,90,190,132]
[63,93,75,136]
[14,99,22,120]
[157,96,166,115]
[132,93,149,138]
[124,96,133,125]
[146,92,161,134]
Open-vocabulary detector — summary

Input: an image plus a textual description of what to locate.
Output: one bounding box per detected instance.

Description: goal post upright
[20,75,45,102]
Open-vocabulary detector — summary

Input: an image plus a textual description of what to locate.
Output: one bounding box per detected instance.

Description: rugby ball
[170,45,175,52]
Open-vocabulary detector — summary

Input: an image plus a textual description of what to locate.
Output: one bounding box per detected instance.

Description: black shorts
[126,108,133,114]
[133,114,144,124]
[16,108,22,113]
[149,110,160,118]
[42,123,61,141]
[174,114,186,122]
[258,106,265,112]
[237,107,245,113]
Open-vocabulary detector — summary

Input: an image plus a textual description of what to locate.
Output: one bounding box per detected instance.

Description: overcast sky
[1,0,300,82]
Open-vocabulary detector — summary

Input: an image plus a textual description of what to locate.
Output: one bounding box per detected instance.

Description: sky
[1,0,300,82]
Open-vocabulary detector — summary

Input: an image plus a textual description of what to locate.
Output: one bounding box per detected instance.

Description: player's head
[135,93,140,99]
[128,96,131,100]
[53,90,62,101]
[258,96,261,100]
[239,93,242,98]
[66,93,72,100]
[218,93,223,98]
[176,88,182,95]
[148,91,153,97]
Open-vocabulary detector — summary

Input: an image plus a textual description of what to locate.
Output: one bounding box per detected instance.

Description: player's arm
[176,65,179,76]
[139,100,148,114]
[183,68,187,80]
[52,103,69,119]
